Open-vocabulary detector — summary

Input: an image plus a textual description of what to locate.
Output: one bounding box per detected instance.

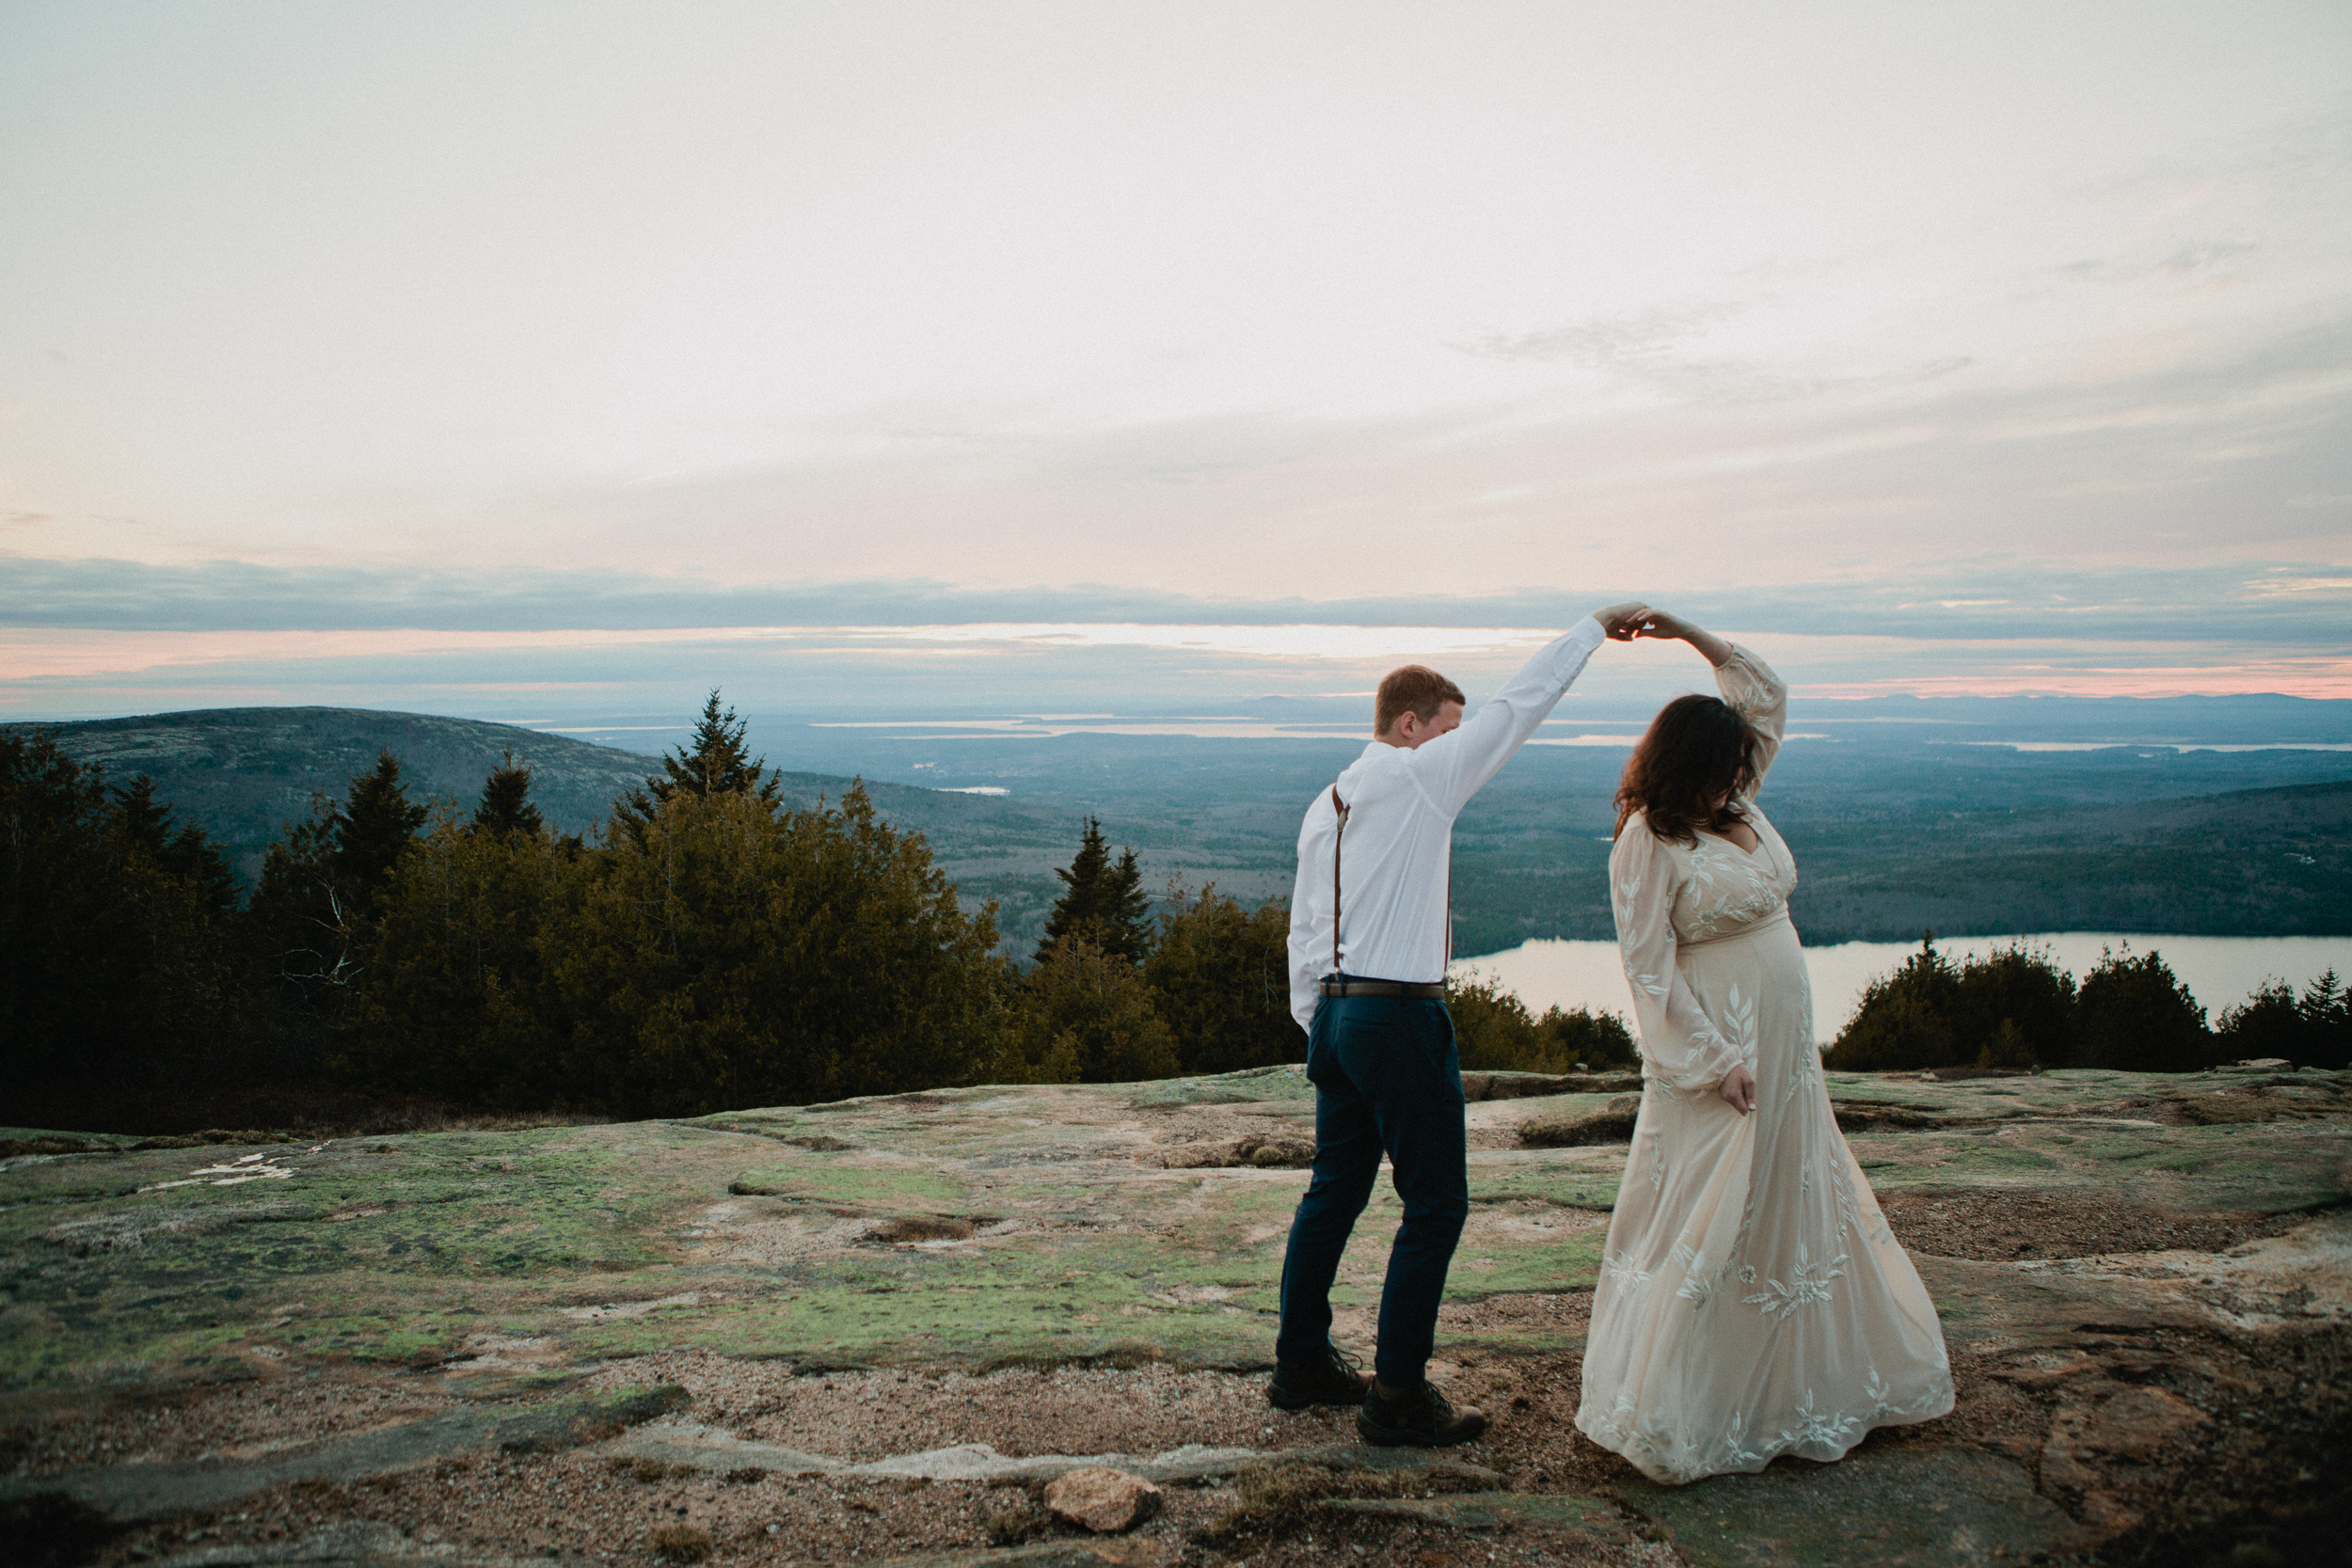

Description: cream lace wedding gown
[1574,646,1951,1484]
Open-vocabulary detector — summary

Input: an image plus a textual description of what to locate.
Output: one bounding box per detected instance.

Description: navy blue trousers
[1274,987,1469,1388]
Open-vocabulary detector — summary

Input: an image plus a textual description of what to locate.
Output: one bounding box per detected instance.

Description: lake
[1454,932,2352,1044]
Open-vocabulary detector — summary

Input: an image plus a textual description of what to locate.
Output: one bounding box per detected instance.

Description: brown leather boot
[1357,1378,1487,1447]
[1267,1343,1374,1409]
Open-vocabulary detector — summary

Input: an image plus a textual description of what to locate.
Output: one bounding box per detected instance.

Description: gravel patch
[577,1352,1358,1465]
[1880,1191,2315,1260]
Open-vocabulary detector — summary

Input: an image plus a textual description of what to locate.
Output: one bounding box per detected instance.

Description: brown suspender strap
[1329,785,1350,974]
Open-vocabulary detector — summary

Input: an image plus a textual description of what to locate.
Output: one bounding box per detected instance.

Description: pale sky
[3,2,2347,718]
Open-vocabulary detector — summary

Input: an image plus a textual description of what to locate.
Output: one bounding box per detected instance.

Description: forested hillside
[8,707,1041,892]
[14,706,2352,953]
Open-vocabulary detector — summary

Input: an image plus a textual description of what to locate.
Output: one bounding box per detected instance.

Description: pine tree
[613,689,780,842]
[472,751,545,840]
[4,734,246,1109]
[247,752,428,1019]
[1009,933,1176,1084]
[1038,817,1152,964]
[1144,882,1296,1073]
[2297,969,2351,1069]
[335,751,430,920]
[109,773,238,917]
[2076,945,2212,1072]
[558,783,1010,1115]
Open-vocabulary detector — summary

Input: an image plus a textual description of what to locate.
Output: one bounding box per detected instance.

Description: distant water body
[1455,933,2352,1045]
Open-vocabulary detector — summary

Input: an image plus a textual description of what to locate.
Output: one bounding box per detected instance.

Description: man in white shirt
[1268,601,1645,1447]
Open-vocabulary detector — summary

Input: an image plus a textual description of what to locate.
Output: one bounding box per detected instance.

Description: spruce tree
[109,773,238,917]
[472,751,545,840]
[613,689,780,841]
[335,751,429,920]
[1145,882,1297,1073]
[1038,817,1152,964]
[2075,946,2212,1072]
[4,735,246,1110]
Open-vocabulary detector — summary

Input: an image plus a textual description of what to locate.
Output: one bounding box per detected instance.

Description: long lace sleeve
[1715,643,1788,793]
[1611,819,1750,1093]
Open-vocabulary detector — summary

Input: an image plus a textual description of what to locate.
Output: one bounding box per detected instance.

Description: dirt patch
[1461,1071,1643,1102]
[1435,1290,1593,1348]
[1519,1097,1640,1149]
[2167,1081,2351,1126]
[1831,1100,1947,1132]
[1880,1190,2318,1260]
[864,1215,980,1243]
[1159,1132,1316,1170]
[6,1370,462,1471]
[576,1352,1360,1466]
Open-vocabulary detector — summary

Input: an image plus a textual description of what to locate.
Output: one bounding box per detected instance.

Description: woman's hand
[1629,607,1733,668]
[1717,1064,1757,1116]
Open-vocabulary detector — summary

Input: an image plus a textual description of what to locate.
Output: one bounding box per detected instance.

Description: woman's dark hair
[1614,693,1762,844]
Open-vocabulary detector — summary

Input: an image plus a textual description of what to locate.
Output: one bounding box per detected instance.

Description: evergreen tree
[1007,933,1176,1084]
[2075,946,2212,1071]
[2224,969,2352,1070]
[559,783,1009,1116]
[3,734,246,1114]
[246,752,429,1020]
[110,773,239,918]
[1948,942,2075,1066]
[1443,974,1636,1072]
[1144,882,1297,1074]
[1537,1004,1639,1069]
[1979,1019,2035,1069]
[1823,935,1962,1071]
[336,751,430,921]
[1825,936,2078,1071]
[1038,817,1152,963]
[2299,969,2351,1069]
[613,690,780,842]
[471,751,546,840]
[345,815,585,1106]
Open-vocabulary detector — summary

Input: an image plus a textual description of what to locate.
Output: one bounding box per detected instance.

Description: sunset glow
[2,3,2345,718]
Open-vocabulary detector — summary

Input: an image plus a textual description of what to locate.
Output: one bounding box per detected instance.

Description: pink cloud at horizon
[6,622,2349,721]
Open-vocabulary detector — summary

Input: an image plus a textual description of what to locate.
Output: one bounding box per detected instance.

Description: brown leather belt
[1320,977,1447,1000]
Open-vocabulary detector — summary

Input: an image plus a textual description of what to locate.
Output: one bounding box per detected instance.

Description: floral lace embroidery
[1720,982,1757,1067]
[1779,1391,1862,1450]
[1577,1369,1949,1487]
[1740,1243,1849,1320]
[1828,1151,1867,1243]
[1603,1249,1653,1288]
[1720,1410,1763,1467]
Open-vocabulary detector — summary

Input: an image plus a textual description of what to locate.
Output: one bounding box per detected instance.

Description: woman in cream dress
[1575,610,1951,1484]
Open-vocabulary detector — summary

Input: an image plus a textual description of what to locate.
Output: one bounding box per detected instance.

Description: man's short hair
[1375,665,1467,736]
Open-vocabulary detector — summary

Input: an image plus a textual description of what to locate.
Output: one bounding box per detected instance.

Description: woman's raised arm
[1629,610,1787,794]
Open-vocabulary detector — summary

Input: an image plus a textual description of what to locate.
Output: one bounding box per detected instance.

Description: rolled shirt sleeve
[1610,818,1751,1093]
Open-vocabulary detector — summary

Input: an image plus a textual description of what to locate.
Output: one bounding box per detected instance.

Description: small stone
[1044,1465,1163,1534]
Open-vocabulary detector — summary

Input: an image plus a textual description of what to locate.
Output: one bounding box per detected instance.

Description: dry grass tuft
[648,1523,710,1562]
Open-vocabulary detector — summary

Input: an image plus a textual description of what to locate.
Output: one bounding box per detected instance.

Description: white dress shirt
[1286,617,1609,1032]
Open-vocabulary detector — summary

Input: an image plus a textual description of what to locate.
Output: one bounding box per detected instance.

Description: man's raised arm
[1413,601,1646,816]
